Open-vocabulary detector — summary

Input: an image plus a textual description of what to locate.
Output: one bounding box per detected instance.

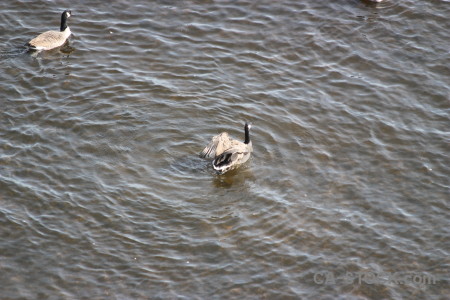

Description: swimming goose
[27,10,72,51]
[200,123,253,174]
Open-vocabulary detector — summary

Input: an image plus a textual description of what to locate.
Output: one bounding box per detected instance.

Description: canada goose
[200,123,253,174]
[27,10,72,51]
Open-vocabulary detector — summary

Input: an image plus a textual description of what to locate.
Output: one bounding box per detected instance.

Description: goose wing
[200,132,231,158]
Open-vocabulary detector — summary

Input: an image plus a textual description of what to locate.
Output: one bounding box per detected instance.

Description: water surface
[0,0,448,299]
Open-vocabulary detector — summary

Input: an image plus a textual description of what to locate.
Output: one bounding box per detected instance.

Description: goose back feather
[200,132,232,159]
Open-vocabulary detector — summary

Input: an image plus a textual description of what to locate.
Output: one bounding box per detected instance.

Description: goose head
[60,10,72,31]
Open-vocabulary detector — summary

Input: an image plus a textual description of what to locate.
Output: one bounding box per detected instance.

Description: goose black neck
[60,12,68,31]
[244,123,250,144]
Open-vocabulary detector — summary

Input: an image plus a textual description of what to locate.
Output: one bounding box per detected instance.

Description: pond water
[0,0,448,299]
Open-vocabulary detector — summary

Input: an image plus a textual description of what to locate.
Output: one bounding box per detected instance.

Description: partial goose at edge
[27,10,72,51]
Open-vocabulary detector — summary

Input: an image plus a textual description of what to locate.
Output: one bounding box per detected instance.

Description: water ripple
[0,0,448,298]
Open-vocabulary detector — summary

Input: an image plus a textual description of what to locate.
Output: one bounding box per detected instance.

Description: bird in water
[200,122,253,174]
[27,10,72,51]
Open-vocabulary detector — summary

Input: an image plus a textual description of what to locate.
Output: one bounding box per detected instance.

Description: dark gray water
[1,0,449,299]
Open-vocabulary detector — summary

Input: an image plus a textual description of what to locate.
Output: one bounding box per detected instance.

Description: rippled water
[1,0,449,299]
